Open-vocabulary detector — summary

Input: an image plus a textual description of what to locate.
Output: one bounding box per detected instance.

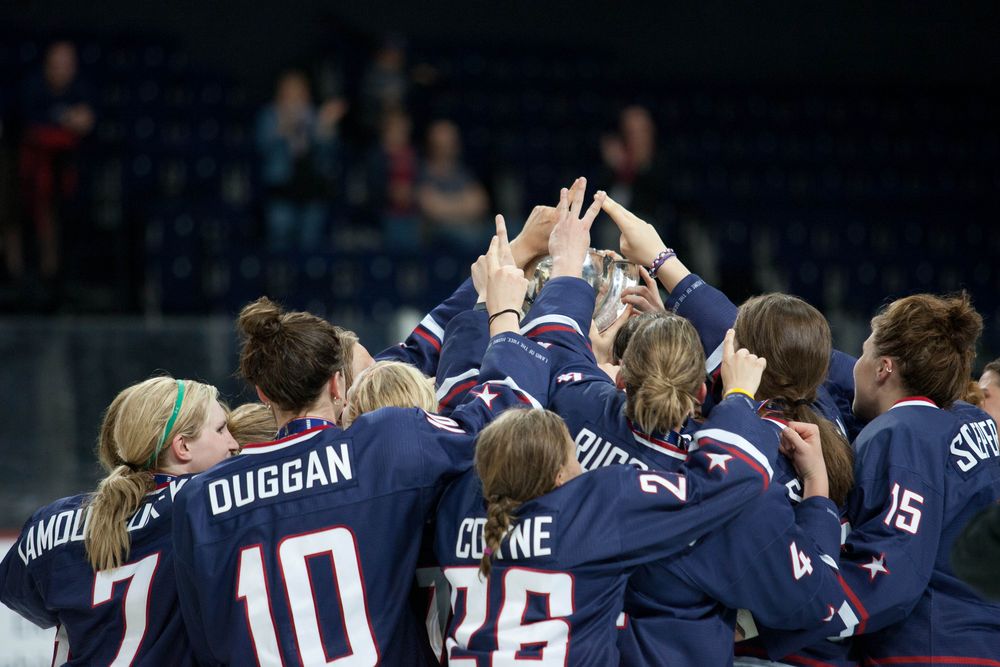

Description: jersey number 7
[91,552,160,667]
[237,526,379,666]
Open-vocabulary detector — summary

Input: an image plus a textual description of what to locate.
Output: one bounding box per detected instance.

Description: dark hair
[735,293,854,505]
[237,297,356,412]
[871,292,982,409]
[476,409,571,578]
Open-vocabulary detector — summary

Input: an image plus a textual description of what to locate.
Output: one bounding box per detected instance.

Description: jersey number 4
[884,482,924,535]
[91,552,160,667]
[237,526,378,666]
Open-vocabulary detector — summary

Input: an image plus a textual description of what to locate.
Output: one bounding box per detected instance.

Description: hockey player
[0,376,239,665]
[754,292,1000,665]
[434,323,779,665]
[171,226,553,665]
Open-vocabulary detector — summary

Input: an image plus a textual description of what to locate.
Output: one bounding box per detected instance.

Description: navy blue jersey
[434,393,780,666]
[376,277,477,377]
[172,333,550,666]
[0,474,196,666]
[665,273,862,440]
[758,398,1000,665]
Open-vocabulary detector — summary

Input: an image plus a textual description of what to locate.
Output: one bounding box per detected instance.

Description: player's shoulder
[25,492,91,524]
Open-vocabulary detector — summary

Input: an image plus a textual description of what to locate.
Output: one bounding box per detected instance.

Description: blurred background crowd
[1,1,999,526]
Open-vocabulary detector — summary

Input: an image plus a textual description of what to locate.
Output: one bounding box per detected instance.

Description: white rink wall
[0,537,53,667]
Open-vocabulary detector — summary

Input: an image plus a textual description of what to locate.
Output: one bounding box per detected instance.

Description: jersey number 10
[237,526,379,666]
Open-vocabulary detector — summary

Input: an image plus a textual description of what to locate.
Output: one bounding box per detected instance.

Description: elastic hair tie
[790,398,812,407]
[488,308,522,326]
[147,380,185,469]
[484,546,494,557]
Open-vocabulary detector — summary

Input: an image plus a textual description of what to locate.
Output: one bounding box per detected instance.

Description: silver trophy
[525,249,640,331]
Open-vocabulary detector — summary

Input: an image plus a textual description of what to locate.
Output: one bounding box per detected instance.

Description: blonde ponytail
[85,466,153,570]
[621,315,704,434]
[85,376,217,571]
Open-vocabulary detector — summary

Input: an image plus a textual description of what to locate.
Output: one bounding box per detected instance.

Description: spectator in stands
[360,36,408,131]
[365,109,420,249]
[597,105,668,248]
[16,41,94,283]
[255,70,346,252]
[417,119,489,252]
[978,358,1000,422]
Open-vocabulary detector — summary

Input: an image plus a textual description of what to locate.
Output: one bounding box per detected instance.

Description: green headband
[147,380,185,469]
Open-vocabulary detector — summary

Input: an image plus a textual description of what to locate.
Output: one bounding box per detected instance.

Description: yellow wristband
[724,388,755,401]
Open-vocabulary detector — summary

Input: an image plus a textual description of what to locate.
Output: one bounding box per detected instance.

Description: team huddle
[2,178,999,666]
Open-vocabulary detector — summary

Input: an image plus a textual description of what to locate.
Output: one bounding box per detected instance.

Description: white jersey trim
[520,313,585,338]
[485,378,543,410]
[890,398,939,410]
[705,340,724,373]
[241,428,325,455]
[419,314,445,341]
[690,427,774,479]
[631,432,687,460]
[436,368,480,402]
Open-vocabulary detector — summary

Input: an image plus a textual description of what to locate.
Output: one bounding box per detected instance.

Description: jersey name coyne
[208,443,353,516]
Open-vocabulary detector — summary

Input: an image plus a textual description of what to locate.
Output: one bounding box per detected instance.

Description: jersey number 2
[91,552,160,667]
[237,526,378,666]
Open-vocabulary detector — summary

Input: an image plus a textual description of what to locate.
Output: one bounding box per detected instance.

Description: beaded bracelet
[649,248,676,278]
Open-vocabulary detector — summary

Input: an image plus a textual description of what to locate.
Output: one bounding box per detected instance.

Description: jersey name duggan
[208,442,355,516]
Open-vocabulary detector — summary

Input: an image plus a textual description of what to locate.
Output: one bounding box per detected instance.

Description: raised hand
[494,214,517,268]
[485,231,529,335]
[720,329,767,401]
[470,243,491,301]
[590,304,633,366]
[620,266,666,313]
[779,421,830,499]
[508,205,558,268]
[601,196,667,268]
[549,177,606,278]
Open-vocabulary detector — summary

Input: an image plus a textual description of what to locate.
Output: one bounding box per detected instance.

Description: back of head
[872,292,983,408]
[612,311,667,366]
[735,293,830,404]
[736,294,856,504]
[621,314,704,434]
[238,297,356,413]
[87,376,218,571]
[228,402,277,448]
[342,360,435,426]
[476,409,570,576]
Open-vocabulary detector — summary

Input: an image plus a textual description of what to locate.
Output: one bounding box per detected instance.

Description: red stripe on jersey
[865,658,1000,666]
[414,327,442,352]
[704,439,770,491]
[837,573,870,635]
[438,380,479,411]
[241,425,331,450]
[629,425,686,455]
[526,324,579,337]
[735,645,838,667]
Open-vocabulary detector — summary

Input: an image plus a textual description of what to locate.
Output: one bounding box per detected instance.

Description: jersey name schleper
[208,442,353,516]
